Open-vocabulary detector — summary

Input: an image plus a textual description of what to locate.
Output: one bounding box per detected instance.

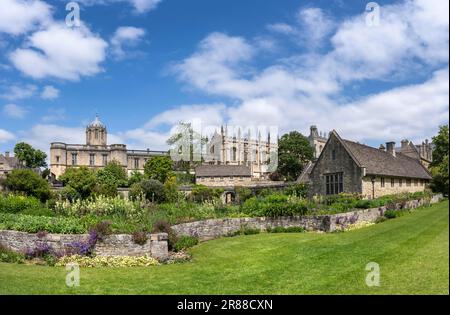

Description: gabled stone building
[0,151,23,178]
[307,131,432,199]
[50,116,168,178]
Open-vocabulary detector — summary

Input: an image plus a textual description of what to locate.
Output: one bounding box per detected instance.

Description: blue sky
[0,0,448,155]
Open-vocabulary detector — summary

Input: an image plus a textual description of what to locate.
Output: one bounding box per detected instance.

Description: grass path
[0,201,448,294]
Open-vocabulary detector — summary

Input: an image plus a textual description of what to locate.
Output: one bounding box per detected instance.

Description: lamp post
[371,177,376,200]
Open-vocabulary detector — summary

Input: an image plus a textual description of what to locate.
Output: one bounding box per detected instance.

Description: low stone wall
[0,231,169,260]
[173,195,444,240]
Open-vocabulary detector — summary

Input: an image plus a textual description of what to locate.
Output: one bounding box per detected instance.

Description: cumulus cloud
[110,26,146,59]
[3,104,28,119]
[78,0,162,14]
[0,129,15,143]
[171,0,449,143]
[10,23,108,80]
[0,0,52,35]
[0,84,37,100]
[40,85,59,100]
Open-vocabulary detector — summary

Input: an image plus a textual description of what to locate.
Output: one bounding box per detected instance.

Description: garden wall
[172,195,444,241]
[0,231,169,260]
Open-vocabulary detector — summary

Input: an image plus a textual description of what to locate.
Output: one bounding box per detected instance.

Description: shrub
[228,226,261,237]
[174,236,198,252]
[59,167,97,199]
[384,210,398,219]
[164,176,181,203]
[140,179,165,203]
[0,213,86,234]
[4,169,51,202]
[235,186,253,204]
[0,194,47,215]
[56,255,160,268]
[144,156,174,184]
[0,243,25,264]
[132,231,148,245]
[284,183,309,198]
[241,194,308,217]
[90,221,112,240]
[189,185,223,203]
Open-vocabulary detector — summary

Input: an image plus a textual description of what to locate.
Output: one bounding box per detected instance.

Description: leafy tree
[189,185,223,203]
[277,131,314,181]
[128,170,145,187]
[59,167,97,199]
[13,142,47,168]
[95,160,127,196]
[144,156,174,184]
[140,179,165,203]
[163,176,180,203]
[430,125,449,196]
[4,169,51,201]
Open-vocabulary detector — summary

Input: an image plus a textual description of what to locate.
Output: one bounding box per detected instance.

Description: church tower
[86,115,107,146]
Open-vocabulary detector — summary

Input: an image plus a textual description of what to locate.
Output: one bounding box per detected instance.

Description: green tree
[59,167,97,199]
[163,176,180,203]
[430,125,449,196]
[277,131,314,181]
[128,170,145,187]
[4,169,51,201]
[96,160,128,196]
[144,156,174,184]
[140,179,165,203]
[167,122,208,166]
[13,142,47,168]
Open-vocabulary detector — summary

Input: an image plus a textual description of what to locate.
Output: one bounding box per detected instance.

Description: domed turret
[86,115,107,146]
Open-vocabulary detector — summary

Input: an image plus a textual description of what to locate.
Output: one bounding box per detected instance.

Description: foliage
[163,176,181,203]
[174,236,199,252]
[266,226,305,233]
[4,169,51,202]
[284,183,309,198]
[0,194,48,215]
[429,125,449,196]
[241,194,309,217]
[228,226,261,237]
[59,167,97,199]
[128,171,145,187]
[96,160,128,196]
[144,156,174,184]
[277,131,314,181]
[176,172,195,185]
[384,210,398,219]
[132,232,148,245]
[140,179,166,203]
[189,185,223,203]
[13,142,47,168]
[56,255,160,268]
[166,122,208,164]
[0,213,86,234]
[234,186,253,204]
[152,220,178,250]
[0,243,25,264]
[268,171,283,181]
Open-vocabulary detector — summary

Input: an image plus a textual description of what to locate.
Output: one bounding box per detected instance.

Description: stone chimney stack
[379,144,386,151]
[386,142,396,157]
[5,151,10,158]
[401,139,409,152]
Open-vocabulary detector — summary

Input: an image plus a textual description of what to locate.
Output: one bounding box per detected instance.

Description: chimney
[386,142,396,157]
[401,139,409,151]
[379,144,386,151]
[5,151,10,158]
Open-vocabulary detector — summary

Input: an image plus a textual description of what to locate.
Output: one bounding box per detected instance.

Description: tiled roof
[0,155,22,168]
[341,139,432,180]
[196,165,252,177]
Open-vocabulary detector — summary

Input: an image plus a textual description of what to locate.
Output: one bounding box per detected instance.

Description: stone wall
[0,231,169,260]
[173,195,444,240]
[361,176,428,199]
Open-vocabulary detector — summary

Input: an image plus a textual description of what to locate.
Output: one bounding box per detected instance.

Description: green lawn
[0,201,448,295]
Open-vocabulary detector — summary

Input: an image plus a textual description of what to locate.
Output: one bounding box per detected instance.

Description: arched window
[95,129,99,139]
[232,147,237,161]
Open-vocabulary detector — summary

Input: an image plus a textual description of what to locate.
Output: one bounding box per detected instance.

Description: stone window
[71,153,78,166]
[325,172,343,195]
[56,156,60,163]
[95,130,99,139]
[89,154,95,166]
[414,179,418,186]
[232,147,237,161]
[331,149,336,160]
[134,158,140,169]
[381,177,385,188]
[399,179,403,187]
[391,178,395,187]
[102,154,108,166]
[420,179,424,186]
[406,179,411,187]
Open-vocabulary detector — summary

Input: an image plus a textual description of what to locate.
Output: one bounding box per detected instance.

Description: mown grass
[0,201,448,295]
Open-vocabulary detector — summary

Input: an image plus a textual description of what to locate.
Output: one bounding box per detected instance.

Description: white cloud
[0,0,52,35]
[41,108,66,123]
[0,129,15,143]
[0,84,37,100]
[78,0,162,13]
[10,23,108,80]
[170,0,449,143]
[110,26,146,59]
[3,104,28,119]
[41,85,59,100]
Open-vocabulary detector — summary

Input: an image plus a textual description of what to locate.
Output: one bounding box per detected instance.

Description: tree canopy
[144,156,174,184]
[430,125,449,196]
[4,169,51,201]
[277,131,314,181]
[13,142,47,168]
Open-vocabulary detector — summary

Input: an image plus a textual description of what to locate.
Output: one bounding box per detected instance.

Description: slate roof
[0,154,22,169]
[196,165,252,177]
[341,138,432,180]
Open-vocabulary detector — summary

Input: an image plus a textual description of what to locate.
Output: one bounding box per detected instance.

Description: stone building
[195,165,253,187]
[307,130,432,199]
[204,126,278,179]
[50,116,168,178]
[396,139,433,168]
[0,151,23,178]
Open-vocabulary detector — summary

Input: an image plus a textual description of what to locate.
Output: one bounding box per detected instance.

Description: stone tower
[86,116,107,146]
[308,125,329,159]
